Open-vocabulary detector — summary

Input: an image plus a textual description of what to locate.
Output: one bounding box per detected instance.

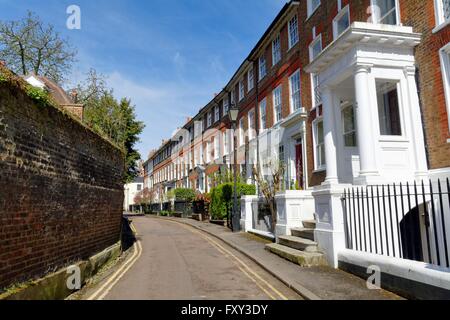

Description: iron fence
[342,180,450,268]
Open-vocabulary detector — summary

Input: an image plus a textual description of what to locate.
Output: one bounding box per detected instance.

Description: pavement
[73,216,303,300]
[157,215,403,300]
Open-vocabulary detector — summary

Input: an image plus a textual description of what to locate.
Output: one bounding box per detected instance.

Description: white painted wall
[123,182,144,211]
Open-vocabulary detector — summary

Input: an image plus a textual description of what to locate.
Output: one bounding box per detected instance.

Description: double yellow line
[166,220,288,301]
[87,224,143,300]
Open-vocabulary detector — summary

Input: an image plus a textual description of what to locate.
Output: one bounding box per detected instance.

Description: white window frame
[309,34,322,63]
[259,98,267,131]
[214,105,220,122]
[341,103,357,147]
[439,43,450,133]
[307,0,321,18]
[239,118,245,146]
[259,54,267,81]
[239,79,245,101]
[214,135,220,160]
[289,69,301,113]
[434,0,450,31]
[333,4,350,40]
[248,109,255,141]
[370,0,401,25]
[223,131,229,156]
[207,111,212,127]
[273,86,283,124]
[223,96,229,115]
[248,68,254,91]
[272,34,281,66]
[288,15,299,49]
[313,117,326,171]
[231,89,236,105]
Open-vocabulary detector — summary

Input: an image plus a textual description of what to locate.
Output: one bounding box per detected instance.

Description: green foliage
[0,73,6,83]
[174,188,196,203]
[159,211,171,217]
[25,86,50,107]
[82,90,145,183]
[209,183,256,220]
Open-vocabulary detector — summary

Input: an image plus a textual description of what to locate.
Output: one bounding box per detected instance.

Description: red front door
[295,143,304,189]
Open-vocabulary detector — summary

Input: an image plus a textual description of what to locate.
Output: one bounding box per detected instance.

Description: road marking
[163,219,288,301]
[87,223,142,301]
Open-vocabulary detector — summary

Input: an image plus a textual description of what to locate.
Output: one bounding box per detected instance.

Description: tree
[76,69,145,183]
[0,11,77,83]
[253,161,285,233]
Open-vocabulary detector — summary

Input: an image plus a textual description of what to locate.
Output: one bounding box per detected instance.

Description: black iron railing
[342,180,450,268]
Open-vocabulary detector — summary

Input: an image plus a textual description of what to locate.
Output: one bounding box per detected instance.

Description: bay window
[214,105,220,122]
[223,96,229,115]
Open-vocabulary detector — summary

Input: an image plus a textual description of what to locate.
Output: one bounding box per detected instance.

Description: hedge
[173,188,196,202]
[210,183,256,220]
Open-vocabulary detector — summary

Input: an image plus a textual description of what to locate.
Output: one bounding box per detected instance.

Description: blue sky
[0,0,286,159]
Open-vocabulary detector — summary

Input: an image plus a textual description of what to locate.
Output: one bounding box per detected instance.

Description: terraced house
[144,0,450,297]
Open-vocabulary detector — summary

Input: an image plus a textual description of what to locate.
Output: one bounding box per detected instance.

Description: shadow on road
[121,216,137,252]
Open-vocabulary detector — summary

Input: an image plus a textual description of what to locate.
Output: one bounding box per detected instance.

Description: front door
[295,142,304,189]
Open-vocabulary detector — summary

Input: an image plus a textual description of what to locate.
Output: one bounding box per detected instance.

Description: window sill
[313,168,326,174]
[433,20,450,34]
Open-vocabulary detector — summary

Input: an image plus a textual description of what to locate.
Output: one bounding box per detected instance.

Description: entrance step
[291,228,315,241]
[265,243,327,267]
[278,235,319,253]
[302,220,317,229]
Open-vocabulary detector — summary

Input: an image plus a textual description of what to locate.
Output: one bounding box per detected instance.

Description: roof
[24,73,76,105]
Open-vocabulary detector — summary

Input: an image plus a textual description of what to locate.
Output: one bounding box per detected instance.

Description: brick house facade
[145,0,450,204]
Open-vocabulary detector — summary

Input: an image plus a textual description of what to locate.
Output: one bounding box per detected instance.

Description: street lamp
[228,103,240,232]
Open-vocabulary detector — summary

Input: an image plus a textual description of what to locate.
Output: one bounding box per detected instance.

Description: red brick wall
[399,0,450,170]
[0,81,124,291]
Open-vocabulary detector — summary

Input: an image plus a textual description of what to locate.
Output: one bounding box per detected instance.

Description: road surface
[82,216,302,300]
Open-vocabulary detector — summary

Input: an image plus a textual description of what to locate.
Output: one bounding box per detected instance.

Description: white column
[404,66,429,180]
[354,64,379,182]
[322,86,339,184]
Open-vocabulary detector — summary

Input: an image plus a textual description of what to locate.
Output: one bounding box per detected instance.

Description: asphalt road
[86,216,302,300]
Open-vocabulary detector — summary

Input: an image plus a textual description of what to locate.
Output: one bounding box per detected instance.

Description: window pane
[377,81,402,136]
[317,121,324,144]
[375,0,397,25]
[444,0,450,20]
[337,11,350,36]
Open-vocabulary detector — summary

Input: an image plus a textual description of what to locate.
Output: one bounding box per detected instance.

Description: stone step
[265,243,327,268]
[291,228,315,241]
[278,235,319,253]
[302,220,317,229]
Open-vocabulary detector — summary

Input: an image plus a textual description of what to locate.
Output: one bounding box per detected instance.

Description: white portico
[305,22,429,266]
[306,22,428,186]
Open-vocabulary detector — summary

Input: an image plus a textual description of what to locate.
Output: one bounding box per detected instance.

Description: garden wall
[0,76,125,291]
